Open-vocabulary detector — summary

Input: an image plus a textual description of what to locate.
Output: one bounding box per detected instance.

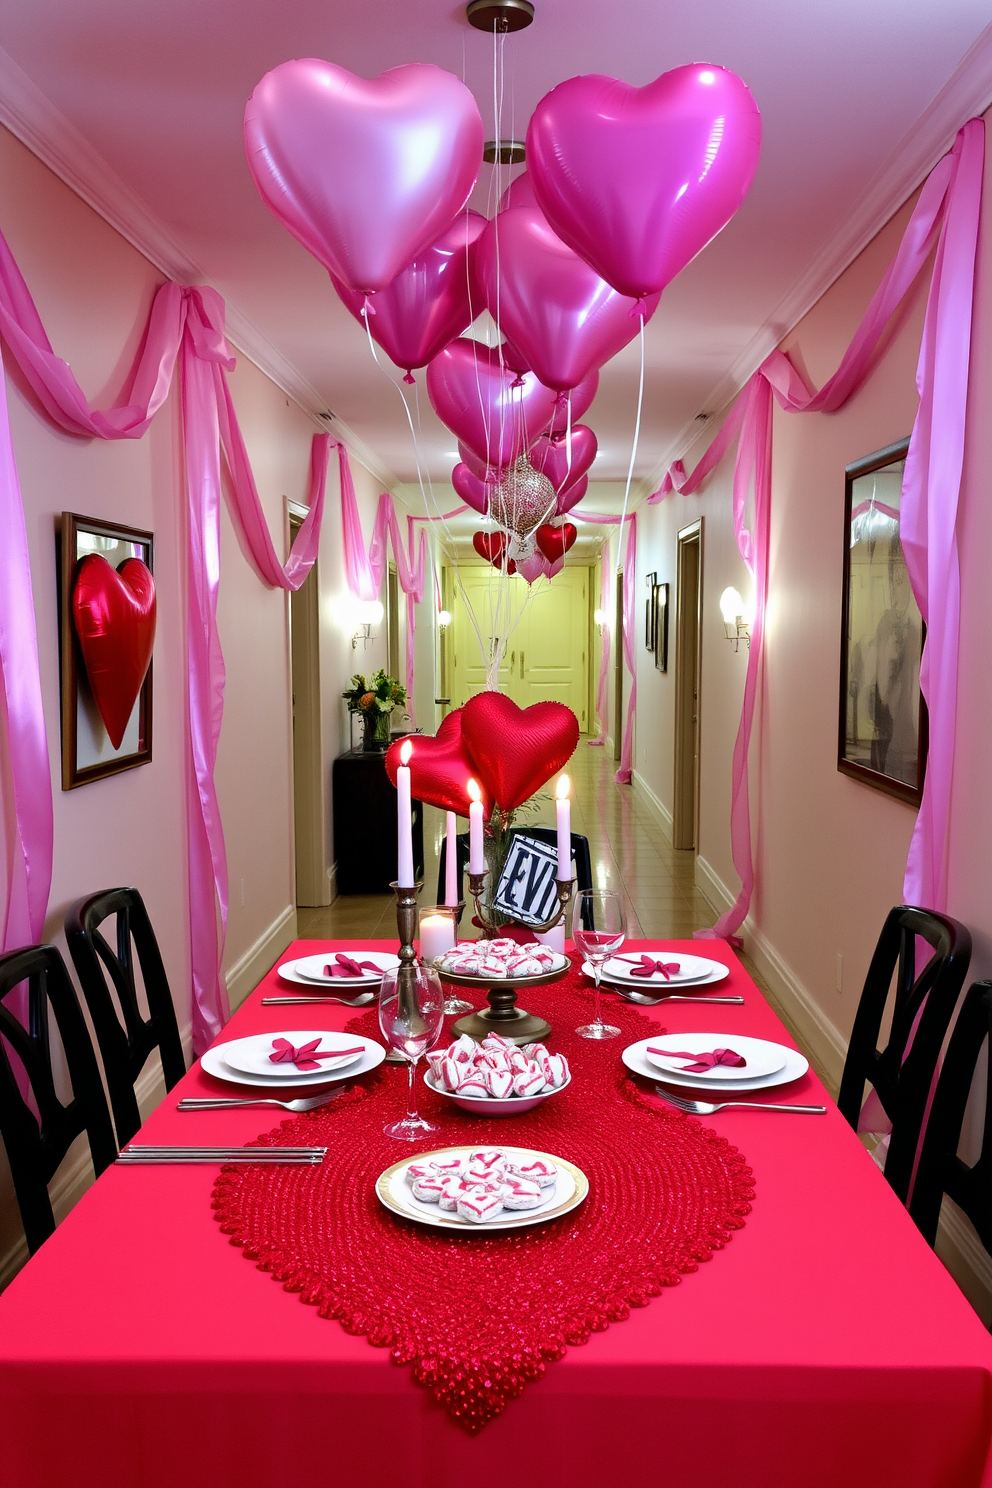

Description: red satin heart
[472,531,516,574]
[535,523,577,564]
[460,692,579,812]
[72,554,156,750]
[385,710,492,818]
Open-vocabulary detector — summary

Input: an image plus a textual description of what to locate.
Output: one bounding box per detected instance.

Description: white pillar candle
[536,923,566,954]
[467,778,485,875]
[396,740,415,887]
[444,811,459,905]
[420,912,457,965]
[555,774,571,881]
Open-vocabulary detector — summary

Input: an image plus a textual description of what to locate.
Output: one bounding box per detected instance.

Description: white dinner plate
[622,1037,809,1094]
[376,1144,588,1232]
[289,951,400,985]
[220,1031,367,1079]
[599,953,730,985]
[200,1035,385,1088]
[587,962,731,991]
[644,1032,786,1082]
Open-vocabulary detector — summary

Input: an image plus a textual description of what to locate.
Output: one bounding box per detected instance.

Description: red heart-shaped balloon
[385,710,492,817]
[472,531,516,573]
[460,693,579,812]
[536,523,577,563]
[72,554,156,749]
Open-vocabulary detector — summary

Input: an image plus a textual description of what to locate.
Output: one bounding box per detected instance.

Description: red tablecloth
[1,940,991,1488]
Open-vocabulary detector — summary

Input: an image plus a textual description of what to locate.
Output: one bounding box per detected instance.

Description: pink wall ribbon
[648,119,984,938]
[0,252,330,1053]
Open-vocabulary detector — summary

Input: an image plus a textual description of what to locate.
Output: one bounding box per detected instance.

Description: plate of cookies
[433,939,569,984]
[376,1145,588,1231]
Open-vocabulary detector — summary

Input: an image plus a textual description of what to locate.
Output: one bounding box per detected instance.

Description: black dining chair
[65,887,186,1147]
[436,828,595,927]
[909,980,992,1253]
[0,944,117,1254]
[837,905,971,1204]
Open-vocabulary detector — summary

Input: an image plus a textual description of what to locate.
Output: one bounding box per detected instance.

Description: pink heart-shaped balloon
[529,426,598,491]
[245,60,484,293]
[330,212,486,375]
[458,443,504,483]
[427,340,559,469]
[475,208,660,390]
[499,171,539,211]
[451,463,492,515]
[555,475,588,516]
[527,63,761,299]
[545,372,599,439]
[514,552,563,585]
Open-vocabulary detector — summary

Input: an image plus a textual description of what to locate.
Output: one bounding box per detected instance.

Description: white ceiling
[1,1,991,519]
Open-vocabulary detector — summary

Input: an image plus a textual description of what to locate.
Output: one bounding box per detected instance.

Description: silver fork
[654,1085,825,1115]
[177,1091,345,1112]
[614,987,744,1005]
[261,992,376,1006]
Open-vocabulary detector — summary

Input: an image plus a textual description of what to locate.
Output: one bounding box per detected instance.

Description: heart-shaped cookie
[460,693,579,812]
[72,555,156,749]
[385,710,492,818]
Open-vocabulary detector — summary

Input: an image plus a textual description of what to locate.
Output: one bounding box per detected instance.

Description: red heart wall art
[385,710,492,818]
[460,693,580,813]
[72,555,156,750]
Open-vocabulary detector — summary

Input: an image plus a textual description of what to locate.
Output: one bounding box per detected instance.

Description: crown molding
[0,45,402,494]
[639,20,992,500]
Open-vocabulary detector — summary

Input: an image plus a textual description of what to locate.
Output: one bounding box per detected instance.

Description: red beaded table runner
[212,956,754,1431]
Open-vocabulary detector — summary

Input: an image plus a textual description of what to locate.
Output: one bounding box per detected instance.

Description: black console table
[332,749,424,894]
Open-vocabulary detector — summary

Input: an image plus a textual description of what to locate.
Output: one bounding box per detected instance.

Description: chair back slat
[0,945,116,1254]
[65,888,185,1147]
[838,905,971,1203]
[911,981,992,1253]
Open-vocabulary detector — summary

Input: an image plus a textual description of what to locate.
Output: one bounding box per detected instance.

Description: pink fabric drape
[571,509,636,781]
[588,555,612,747]
[649,119,984,937]
[0,244,329,1051]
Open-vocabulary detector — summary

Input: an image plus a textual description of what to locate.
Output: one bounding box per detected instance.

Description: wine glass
[378,962,446,1140]
[573,890,626,1039]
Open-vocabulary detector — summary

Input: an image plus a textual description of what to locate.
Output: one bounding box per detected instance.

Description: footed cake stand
[443,959,569,1046]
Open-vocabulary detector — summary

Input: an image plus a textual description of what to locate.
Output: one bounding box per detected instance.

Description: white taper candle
[396,740,414,887]
[444,811,459,905]
[468,778,484,875]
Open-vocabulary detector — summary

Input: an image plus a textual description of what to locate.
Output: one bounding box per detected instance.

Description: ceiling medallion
[466,0,535,34]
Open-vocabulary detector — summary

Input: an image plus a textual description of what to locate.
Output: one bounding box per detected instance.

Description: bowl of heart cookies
[424,1031,571,1115]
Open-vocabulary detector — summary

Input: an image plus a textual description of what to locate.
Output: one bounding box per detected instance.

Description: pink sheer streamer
[0,249,329,1052]
[648,120,984,939]
[570,508,636,781]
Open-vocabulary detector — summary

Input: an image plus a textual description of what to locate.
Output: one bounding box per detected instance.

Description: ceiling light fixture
[483,139,526,165]
[466,0,534,33]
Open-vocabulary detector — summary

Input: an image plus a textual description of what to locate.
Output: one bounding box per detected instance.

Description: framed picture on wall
[58,512,155,790]
[645,572,658,652]
[838,439,926,806]
[654,583,670,672]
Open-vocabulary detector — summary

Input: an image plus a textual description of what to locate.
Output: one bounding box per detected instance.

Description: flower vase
[362,709,391,752]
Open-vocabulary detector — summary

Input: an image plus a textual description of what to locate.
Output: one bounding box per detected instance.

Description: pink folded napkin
[619,955,682,979]
[269,1037,364,1070]
[649,1046,747,1072]
[322,954,381,978]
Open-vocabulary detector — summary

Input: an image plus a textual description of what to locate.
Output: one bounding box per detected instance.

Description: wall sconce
[719,587,752,652]
[352,598,384,650]
[437,609,452,629]
[593,608,606,634]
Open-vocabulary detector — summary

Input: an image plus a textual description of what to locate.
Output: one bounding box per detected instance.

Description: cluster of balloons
[245,56,761,580]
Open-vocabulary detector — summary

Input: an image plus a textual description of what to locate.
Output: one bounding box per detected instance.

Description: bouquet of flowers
[342,670,407,750]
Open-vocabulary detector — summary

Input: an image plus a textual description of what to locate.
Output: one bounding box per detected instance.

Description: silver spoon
[177,1091,345,1112]
[261,991,377,1007]
[612,986,744,1005]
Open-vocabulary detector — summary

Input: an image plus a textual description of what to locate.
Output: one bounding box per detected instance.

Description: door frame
[613,565,624,761]
[673,520,703,851]
[289,509,329,907]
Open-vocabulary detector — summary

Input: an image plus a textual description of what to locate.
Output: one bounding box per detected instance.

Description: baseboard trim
[694,853,992,1320]
[631,770,674,844]
[225,904,297,1011]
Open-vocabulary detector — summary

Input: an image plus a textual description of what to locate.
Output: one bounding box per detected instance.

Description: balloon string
[618,312,646,540]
